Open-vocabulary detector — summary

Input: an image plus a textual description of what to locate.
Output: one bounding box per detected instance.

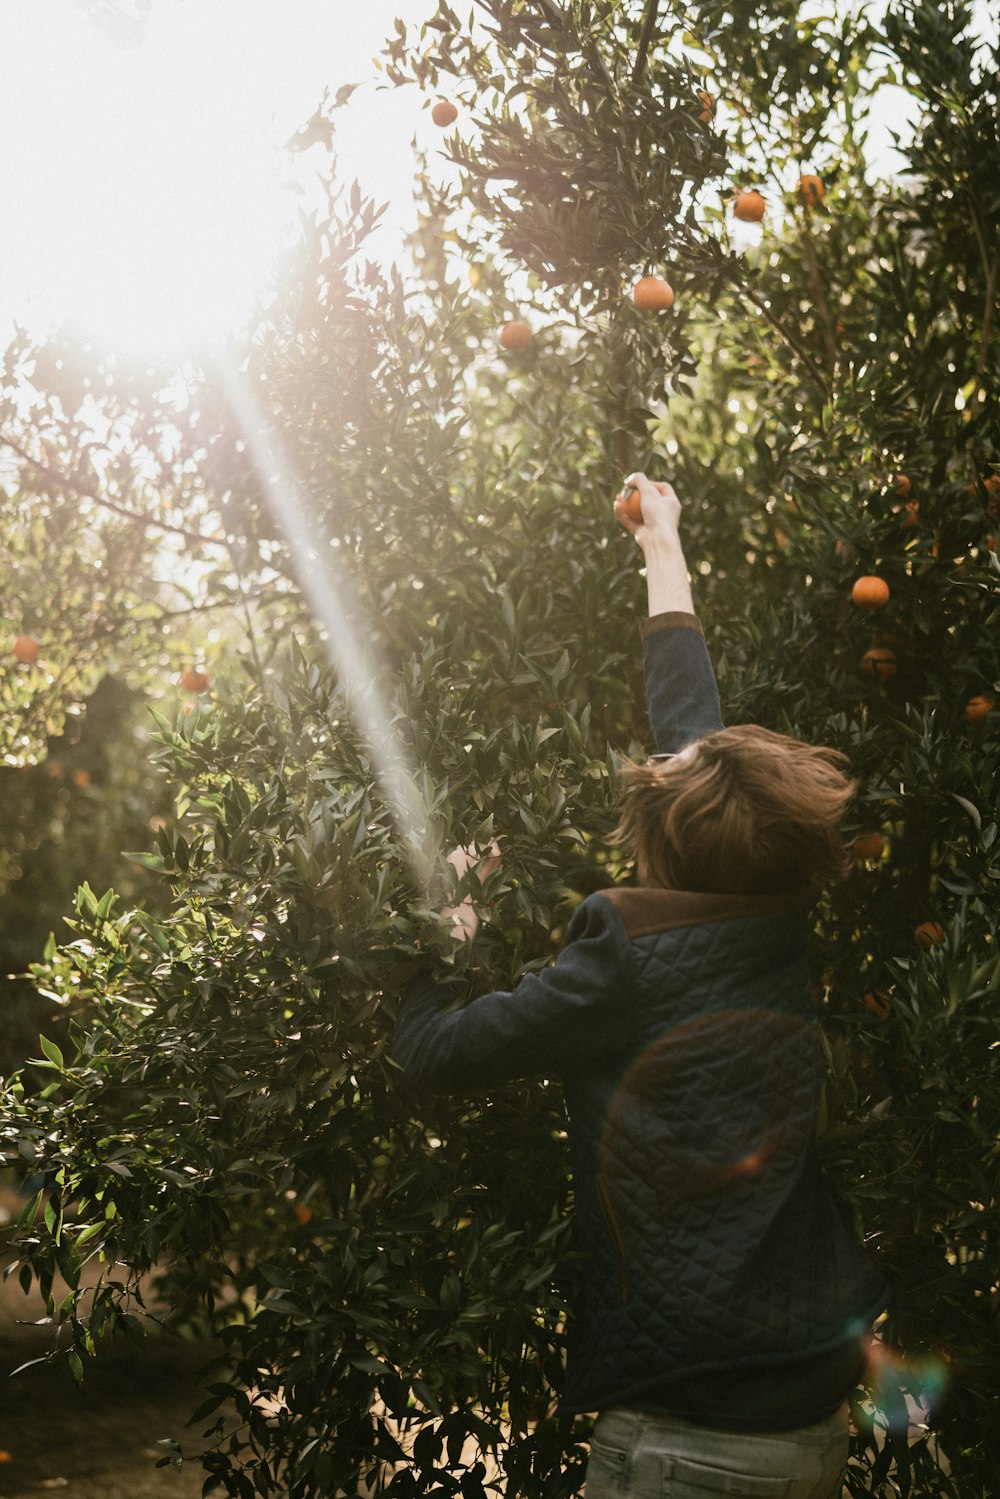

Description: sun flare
[3,8,302,359]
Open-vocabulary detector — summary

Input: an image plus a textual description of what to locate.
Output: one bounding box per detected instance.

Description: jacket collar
[597,886,811,939]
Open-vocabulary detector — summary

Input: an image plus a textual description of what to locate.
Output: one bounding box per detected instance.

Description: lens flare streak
[215,354,441,892]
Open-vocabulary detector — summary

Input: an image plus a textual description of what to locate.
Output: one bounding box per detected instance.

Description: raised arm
[391,892,636,1094]
[613,473,724,755]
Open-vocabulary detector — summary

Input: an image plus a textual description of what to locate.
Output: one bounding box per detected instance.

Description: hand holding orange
[614,474,681,536]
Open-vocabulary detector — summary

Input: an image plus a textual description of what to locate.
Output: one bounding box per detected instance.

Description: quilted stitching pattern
[561,909,886,1415]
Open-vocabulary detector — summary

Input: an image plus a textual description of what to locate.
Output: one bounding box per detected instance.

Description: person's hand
[613,473,682,548]
[440,839,503,942]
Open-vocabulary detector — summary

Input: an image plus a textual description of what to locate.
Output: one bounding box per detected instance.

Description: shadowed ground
[1,1242,223,1499]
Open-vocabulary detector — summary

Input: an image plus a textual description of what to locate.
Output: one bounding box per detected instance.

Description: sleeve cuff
[640,611,704,641]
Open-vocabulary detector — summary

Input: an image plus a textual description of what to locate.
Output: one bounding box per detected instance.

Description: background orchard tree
[3,2,999,1497]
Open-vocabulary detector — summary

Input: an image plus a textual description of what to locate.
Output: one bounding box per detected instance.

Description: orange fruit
[620,485,643,524]
[696,89,715,121]
[498,320,533,351]
[895,500,920,528]
[71,768,91,789]
[632,275,674,311]
[0,1450,11,1464]
[853,833,885,861]
[914,920,945,950]
[797,174,825,207]
[965,694,996,725]
[181,667,210,693]
[12,634,39,664]
[863,992,892,1021]
[967,474,1000,509]
[892,474,912,498]
[860,647,897,680]
[431,100,458,127]
[294,1203,314,1225]
[852,575,890,608]
[733,190,766,222]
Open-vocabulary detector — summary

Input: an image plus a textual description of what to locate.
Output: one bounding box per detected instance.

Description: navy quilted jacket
[392,612,886,1415]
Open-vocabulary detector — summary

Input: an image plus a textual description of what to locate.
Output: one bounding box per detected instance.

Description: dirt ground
[1,1250,223,1499]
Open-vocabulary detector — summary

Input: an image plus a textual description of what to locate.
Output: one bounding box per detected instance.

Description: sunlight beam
[213,352,441,894]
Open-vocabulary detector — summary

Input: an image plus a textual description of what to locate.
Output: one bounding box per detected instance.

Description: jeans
[585,1403,849,1498]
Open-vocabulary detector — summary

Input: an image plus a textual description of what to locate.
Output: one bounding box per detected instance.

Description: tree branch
[0,433,229,549]
[797,221,838,366]
[969,215,998,382]
[633,0,661,83]
[154,588,296,621]
[725,267,831,399]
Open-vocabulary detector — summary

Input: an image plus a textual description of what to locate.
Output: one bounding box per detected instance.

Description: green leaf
[38,1034,64,1069]
[952,794,981,830]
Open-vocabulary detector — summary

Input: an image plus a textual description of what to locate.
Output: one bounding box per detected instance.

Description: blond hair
[612,725,858,896]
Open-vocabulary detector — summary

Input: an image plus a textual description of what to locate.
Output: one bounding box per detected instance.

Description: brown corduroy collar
[596,885,811,938]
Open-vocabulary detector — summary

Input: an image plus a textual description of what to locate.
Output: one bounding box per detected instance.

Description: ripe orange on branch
[967,473,1000,501]
[732,190,766,222]
[914,921,946,950]
[181,667,210,693]
[431,100,458,127]
[892,474,912,498]
[853,833,885,861]
[696,89,715,121]
[12,634,40,664]
[860,647,897,680]
[852,576,890,608]
[498,320,534,351]
[965,694,996,725]
[632,276,674,311]
[797,174,825,207]
[972,474,1000,515]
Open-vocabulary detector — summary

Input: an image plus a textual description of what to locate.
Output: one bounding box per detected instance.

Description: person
[391,472,887,1499]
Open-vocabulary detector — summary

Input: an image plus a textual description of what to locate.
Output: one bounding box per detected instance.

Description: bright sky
[0,0,437,357]
[0,0,995,360]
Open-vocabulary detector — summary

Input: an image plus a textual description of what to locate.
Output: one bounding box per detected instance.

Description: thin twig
[726,268,831,399]
[534,0,617,99]
[969,215,998,381]
[797,221,838,365]
[632,0,661,83]
[0,432,228,549]
[154,588,296,621]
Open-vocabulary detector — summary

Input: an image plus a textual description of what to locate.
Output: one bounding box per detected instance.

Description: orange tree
[3,3,999,1496]
[0,325,282,1074]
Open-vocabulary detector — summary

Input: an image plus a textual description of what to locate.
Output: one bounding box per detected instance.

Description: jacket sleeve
[390,894,636,1094]
[640,612,725,755]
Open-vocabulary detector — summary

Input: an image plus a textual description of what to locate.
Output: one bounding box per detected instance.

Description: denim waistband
[597,1400,850,1447]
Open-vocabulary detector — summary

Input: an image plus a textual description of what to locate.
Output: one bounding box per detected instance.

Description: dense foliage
[3,2,999,1495]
